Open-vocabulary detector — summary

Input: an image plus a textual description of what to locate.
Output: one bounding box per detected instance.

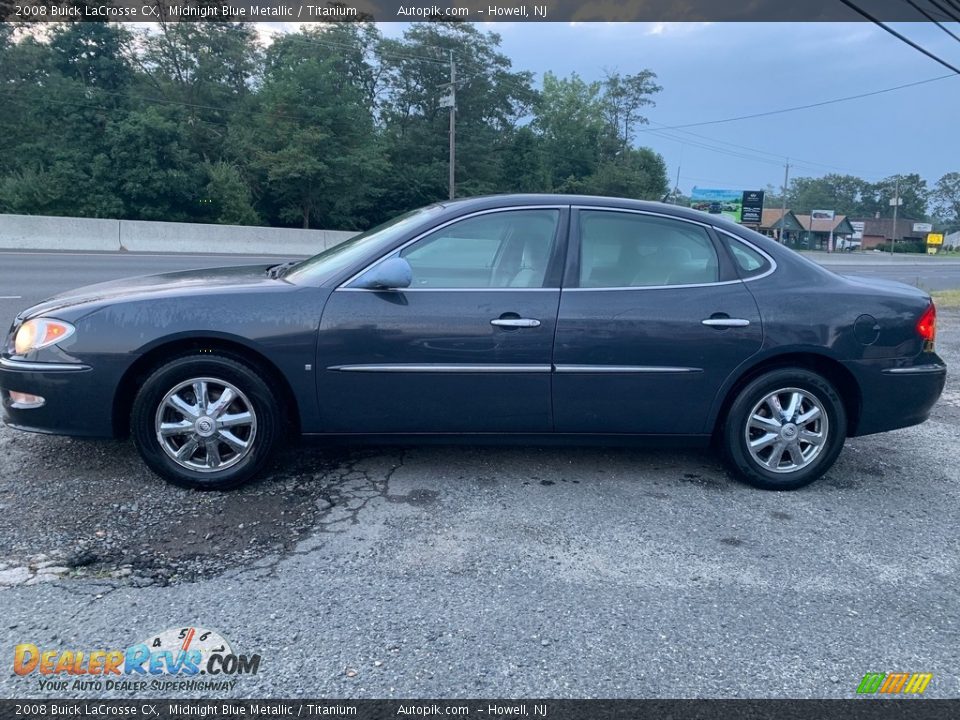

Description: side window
[727,239,772,278]
[579,211,719,288]
[399,209,560,289]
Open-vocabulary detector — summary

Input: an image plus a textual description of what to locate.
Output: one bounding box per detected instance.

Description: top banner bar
[0,0,950,23]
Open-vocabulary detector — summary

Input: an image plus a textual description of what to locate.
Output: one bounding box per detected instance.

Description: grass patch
[932,290,960,308]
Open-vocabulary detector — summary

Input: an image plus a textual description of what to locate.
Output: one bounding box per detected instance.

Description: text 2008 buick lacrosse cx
[1,195,946,491]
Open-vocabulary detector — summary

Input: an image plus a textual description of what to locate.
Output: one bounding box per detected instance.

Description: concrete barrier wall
[0,213,357,255]
[0,213,122,252]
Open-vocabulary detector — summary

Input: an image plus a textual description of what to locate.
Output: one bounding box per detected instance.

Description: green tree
[107,106,205,221]
[862,174,929,221]
[255,24,383,229]
[376,22,536,214]
[788,174,873,217]
[602,70,661,150]
[931,172,960,231]
[584,147,669,200]
[204,161,259,225]
[0,24,133,217]
[498,126,550,193]
[534,71,612,188]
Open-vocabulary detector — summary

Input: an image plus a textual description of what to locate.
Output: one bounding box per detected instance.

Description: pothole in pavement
[0,427,404,588]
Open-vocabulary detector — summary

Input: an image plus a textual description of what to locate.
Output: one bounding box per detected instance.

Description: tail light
[916,303,936,347]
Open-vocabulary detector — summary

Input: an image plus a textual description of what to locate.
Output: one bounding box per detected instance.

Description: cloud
[645,22,714,36]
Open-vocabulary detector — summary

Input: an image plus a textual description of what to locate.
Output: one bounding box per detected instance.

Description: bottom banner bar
[2,699,958,720]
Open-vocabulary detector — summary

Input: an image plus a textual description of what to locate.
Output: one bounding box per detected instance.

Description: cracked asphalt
[0,257,958,698]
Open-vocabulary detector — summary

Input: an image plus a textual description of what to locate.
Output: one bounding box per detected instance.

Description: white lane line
[0,296,22,299]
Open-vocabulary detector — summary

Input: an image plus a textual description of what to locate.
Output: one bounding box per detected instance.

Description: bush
[877,240,927,254]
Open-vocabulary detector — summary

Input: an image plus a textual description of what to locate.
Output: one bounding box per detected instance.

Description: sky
[367,21,959,197]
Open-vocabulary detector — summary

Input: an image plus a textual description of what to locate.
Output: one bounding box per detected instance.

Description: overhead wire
[901,0,960,42]
[838,0,960,73]
[925,0,960,22]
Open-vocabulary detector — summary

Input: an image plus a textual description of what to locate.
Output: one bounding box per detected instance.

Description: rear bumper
[0,357,114,437]
[848,357,947,436]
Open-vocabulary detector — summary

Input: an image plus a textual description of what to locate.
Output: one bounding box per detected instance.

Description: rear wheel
[131,354,282,490]
[721,368,847,490]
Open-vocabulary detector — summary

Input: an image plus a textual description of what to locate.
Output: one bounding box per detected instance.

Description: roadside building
[758,209,804,245]
[851,217,928,250]
[794,213,856,251]
[945,231,960,250]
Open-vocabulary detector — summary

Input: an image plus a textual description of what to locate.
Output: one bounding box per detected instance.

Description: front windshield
[283,206,442,284]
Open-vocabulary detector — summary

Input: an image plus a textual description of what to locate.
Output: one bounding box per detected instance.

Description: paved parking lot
[0,253,958,698]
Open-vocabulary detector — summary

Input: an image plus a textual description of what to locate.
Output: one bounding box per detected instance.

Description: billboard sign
[740,191,765,225]
[927,233,944,246]
[851,221,865,239]
[811,209,836,221]
[690,187,743,222]
[913,222,933,233]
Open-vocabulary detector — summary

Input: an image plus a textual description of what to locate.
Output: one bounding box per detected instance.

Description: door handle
[702,318,750,328]
[491,318,541,328]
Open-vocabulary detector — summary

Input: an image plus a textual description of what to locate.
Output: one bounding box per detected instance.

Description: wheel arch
[112,334,301,438]
[711,351,862,438]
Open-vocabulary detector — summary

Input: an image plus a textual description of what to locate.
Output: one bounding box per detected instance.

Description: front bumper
[0,357,114,437]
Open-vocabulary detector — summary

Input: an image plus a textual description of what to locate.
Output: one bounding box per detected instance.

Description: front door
[553,208,763,434]
[316,207,568,434]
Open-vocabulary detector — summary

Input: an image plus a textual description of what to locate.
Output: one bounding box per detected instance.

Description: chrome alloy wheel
[744,387,829,474]
[155,377,258,473]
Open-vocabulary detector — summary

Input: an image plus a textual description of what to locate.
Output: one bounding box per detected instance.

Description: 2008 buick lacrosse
[1,195,946,491]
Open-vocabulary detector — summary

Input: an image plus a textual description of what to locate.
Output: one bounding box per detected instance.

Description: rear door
[316,206,568,433]
[552,207,763,435]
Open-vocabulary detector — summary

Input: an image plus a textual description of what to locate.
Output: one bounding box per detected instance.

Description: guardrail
[0,213,357,255]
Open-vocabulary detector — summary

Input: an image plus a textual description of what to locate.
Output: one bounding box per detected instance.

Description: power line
[645,121,892,178]
[926,0,960,23]
[838,0,960,74]
[644,129,786,168]
[901,0,960,43]
[633,72,956,132]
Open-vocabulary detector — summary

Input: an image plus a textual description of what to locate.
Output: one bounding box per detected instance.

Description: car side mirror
[353,256,413,290]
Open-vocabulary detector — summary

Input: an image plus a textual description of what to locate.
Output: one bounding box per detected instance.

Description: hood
[19,263,281,321]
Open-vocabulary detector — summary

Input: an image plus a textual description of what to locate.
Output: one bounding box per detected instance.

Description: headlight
[13,318,76,355]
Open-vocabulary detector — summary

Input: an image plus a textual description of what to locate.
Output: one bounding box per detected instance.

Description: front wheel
[131,354,282,490]
[720,368,847,490]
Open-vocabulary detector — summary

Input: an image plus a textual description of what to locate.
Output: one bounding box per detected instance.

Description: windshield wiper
[266,260,299,279]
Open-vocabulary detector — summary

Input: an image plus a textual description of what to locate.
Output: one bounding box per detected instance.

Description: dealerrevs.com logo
[13,626,261,692]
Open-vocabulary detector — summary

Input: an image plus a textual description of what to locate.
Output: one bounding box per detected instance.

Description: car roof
[435,193,746,232]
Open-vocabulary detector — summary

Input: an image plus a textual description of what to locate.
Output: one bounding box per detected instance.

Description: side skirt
[297,432,712,449]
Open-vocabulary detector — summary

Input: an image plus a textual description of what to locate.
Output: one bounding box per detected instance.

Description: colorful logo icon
[856,673,932,695]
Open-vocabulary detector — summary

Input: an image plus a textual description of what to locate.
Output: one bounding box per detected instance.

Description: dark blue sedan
[0,195,946,490]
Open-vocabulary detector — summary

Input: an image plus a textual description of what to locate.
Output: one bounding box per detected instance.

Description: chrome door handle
[702,318,750,328]
[491,318,541,328]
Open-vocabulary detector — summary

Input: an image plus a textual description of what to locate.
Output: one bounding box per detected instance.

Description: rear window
[579,211,719,288]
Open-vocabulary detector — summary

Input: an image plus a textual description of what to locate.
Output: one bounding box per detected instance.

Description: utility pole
[447,51,456,200]
[438,52,457,199]
[890,174,901,257]
[781,159,790,243]
[672,145,683,204]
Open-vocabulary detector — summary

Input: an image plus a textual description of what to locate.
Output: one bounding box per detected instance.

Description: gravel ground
[0,311,957,698]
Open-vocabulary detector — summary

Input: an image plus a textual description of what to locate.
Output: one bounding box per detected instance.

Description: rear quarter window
[726,239,772,278]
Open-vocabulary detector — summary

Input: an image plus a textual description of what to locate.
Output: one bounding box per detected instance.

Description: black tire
[720,368,847,491]
[131,354,282,490]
